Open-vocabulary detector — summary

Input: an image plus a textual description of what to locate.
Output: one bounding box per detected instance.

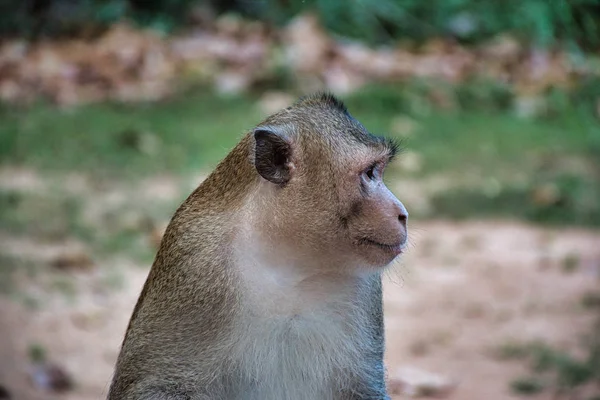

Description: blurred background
[1,1,600,399]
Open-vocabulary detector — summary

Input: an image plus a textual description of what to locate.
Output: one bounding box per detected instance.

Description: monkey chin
[353,240,405,270]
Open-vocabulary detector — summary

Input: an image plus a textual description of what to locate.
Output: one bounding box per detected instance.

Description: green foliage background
[2,0,600,48]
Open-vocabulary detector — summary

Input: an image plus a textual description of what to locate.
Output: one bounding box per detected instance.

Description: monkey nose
[398,212,408,224]
[397,206,409,246]
[397,203,408,226]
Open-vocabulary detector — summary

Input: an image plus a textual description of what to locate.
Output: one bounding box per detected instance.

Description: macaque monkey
[108,93,408,400]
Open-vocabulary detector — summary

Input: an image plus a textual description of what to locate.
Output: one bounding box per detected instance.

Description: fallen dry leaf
[283,13,331,75]
[51,251,94,272]
[531,183,561,206]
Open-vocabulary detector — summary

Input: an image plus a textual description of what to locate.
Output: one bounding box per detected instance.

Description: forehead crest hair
[294,92,349,115]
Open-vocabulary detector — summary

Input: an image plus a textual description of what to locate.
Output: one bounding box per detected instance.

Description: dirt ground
[1,174,599,400]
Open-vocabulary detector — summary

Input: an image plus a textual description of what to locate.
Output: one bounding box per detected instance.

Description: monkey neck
[186,134,258,214]
[156,134,257,271]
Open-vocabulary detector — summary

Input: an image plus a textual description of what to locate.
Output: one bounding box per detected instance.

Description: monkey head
[251,93,408,273]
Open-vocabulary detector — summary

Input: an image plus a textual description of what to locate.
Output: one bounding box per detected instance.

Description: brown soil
[1,174,599,400]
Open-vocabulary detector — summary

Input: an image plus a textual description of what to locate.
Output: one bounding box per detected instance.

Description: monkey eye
[363,163,378,181]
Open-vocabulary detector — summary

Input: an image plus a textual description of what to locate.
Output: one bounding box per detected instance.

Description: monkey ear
[253,127,293,185]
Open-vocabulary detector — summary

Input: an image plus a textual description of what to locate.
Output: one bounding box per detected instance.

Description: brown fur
[108,93,407,400]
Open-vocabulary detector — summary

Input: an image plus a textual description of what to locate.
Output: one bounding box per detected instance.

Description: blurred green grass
[347,84,600,177]
[0,92,259,178]
[0,84,599,227]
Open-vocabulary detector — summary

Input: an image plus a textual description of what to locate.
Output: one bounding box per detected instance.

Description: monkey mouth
[357,238,405,256]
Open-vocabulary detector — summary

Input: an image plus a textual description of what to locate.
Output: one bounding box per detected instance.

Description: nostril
[398,213,408,224]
